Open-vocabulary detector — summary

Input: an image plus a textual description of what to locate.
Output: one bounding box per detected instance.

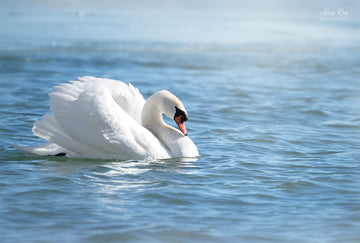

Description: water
[1,1,360,242]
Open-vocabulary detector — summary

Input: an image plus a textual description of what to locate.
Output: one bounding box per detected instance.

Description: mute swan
[16,76,199,160]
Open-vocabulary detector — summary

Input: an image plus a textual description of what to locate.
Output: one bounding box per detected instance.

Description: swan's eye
[174,106,188,121]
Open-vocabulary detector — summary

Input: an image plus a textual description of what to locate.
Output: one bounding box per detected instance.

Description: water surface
[1,1,360,242]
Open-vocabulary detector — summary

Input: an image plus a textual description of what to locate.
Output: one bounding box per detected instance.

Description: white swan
[16,76,199,160]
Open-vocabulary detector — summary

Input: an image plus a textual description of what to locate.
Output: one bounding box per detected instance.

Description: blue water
[1,1,360,242]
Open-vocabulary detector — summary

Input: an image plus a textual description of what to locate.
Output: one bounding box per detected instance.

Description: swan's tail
[15,113,71,156]
[13,143,66,156]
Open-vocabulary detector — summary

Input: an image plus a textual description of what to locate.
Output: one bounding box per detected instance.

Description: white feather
[16,76,199,160]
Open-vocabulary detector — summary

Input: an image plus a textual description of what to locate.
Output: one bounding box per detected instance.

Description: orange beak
[174,115,188,136]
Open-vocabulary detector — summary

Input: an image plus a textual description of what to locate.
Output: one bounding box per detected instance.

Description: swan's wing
[32,113,97,157]
[78,76,145,123]
[36,78,170,160]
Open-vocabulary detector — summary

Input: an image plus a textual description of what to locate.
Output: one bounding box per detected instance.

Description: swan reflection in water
[39,157,199,177]
[36,157,198,196]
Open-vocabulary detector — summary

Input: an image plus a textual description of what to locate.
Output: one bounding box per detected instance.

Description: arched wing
[78,76,146,123]
[33,77,169,160]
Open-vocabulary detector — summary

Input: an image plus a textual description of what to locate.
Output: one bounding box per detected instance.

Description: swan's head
[157,90,189,136]
[174,106,188,136]
[142,90,190,136]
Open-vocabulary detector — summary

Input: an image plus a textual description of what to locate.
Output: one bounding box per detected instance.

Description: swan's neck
[141,94,169,139]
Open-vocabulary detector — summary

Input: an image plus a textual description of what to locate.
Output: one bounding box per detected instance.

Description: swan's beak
[174,115,188,136]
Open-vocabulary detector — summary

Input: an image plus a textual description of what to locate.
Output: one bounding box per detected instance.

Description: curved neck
[141,94,167,138]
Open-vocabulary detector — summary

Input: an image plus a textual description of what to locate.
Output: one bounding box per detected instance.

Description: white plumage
[16,76,199,160]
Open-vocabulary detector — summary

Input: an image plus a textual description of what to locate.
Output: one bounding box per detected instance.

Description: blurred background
[2,0,359,46]
[1,0,359,242]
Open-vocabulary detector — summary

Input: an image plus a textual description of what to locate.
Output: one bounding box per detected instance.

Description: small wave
[181,64,215,70]
[242,138,275,144]
[15,188,66,196]
[278,180,318,191]
[302,109,328,117]
[308,150,343,155]
[280,150,305,156]
[134,60,167,68]
[322,120,360,129]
